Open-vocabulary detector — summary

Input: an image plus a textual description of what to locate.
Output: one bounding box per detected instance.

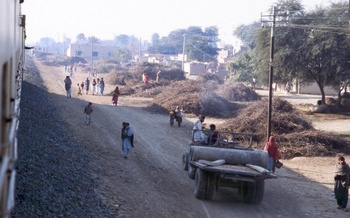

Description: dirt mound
[217,83,261,102]
[151,80,239,117]
[218,98,350,159]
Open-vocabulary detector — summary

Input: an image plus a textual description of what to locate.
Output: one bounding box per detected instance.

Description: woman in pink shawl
[264,136,281,173]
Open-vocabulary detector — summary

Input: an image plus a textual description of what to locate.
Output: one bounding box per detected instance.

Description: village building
[66,44,117,60]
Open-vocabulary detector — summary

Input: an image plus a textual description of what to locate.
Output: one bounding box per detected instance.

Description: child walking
[84,102,93,125]
[77,83,82,96]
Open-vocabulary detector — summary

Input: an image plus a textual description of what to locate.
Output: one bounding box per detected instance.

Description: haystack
[218,98,350,159]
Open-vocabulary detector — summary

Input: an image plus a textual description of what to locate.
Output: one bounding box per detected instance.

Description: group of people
[64,76,105,97]
[141,71,162,84]
[64,64,77,77]
[82,101,134,159]
[192,115,219,145]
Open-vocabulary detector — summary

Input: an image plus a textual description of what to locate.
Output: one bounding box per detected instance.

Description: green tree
[114,34,129,47]
[114,48,132,65]
[255,0,350,104]
[147,26,219,62]
[227,50,258,87]
[87,36,100,44]
[75,33,86,44]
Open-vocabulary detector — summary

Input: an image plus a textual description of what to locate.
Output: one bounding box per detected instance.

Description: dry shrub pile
[218,98,350,159]
[129,62,185,81]
[34,52,87,66]
[124,81,170,97]
[151,80,239,117]
[200,73,224,84]
[217,83,261,102]
[106,62,186,96]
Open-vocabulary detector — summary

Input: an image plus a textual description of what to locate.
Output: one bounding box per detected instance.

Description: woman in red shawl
[112,86,120,106]
[264,136,280,173]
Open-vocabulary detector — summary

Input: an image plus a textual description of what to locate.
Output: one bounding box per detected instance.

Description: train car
[0,0,26,217]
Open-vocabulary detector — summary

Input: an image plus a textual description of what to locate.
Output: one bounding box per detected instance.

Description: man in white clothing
[192,115,207,142]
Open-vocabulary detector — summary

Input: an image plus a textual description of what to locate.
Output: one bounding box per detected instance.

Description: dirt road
[34,59,349,218]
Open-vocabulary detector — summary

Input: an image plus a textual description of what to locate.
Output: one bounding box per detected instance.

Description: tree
[114,48,132,65]
[227,50,258,86]
[185,26,219,62]
[76,33,86,44]
[87,36,100,44]
[254,0,350,104]
[233,21,260,50]
[147,26,219,62]
[114,34,129,47]
[299,2,350,104]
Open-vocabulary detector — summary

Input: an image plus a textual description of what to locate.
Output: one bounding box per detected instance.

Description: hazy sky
[22,0,332,45]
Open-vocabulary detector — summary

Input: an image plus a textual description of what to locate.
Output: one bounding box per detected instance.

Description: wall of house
[184,62,206,75]
[67,44,116,59]
[299,83,338,95]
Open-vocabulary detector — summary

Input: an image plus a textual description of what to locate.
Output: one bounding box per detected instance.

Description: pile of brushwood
[216,83,261,102]
[150,80,242,118]
[218,98,350,159]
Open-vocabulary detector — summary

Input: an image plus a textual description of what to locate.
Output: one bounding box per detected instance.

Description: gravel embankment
[12,56,114,217]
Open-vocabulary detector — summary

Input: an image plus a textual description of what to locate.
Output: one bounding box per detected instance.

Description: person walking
[92,78,97,95]
[80,81,85,94]
[77,83,82,96]
[264,136,281,174]
[143,72,149,85]
[334,155,350,211]
[175,106,184,127]
[84,102,93,125]
[85,78,90,94]
[64,76,72,98]
[156,71,161,83]
[99,78,105,95]
[96,77,100,94]
[112,86,120,106]
[121,122,133,159]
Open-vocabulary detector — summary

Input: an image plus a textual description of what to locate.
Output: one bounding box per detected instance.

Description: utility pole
[261,7,289,141]
[267,7,276,142]
[139,37,142,63]
[182,34,186,71]
[91,36,94,75]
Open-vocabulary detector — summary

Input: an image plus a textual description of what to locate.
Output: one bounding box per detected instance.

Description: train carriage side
[0,0,26,217]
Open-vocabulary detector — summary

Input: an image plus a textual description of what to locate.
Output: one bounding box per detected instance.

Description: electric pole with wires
[261,6,289,141]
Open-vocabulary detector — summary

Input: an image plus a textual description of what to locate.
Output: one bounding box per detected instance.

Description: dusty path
[34,59,349,217]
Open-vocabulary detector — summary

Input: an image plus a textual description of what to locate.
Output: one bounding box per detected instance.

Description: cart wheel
[194,169,214,200]
[188,164,196,180]
[194,169,207,199]
[204,173,215,200]
[182,152,189,171]
[242,180,265,204]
